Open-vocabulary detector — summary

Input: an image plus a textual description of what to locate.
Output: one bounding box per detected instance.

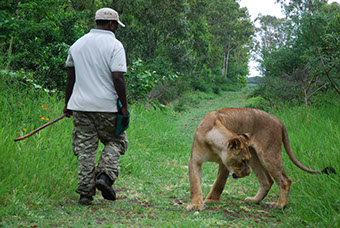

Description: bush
[174,94,200,112]
[249,75,303,106]
[238,75,248,89]
[0,2,87,91]
[125,59,178,103]
[212,85,221,95]
[33,43,70,90]
[150,83,180,104]
[191,77,212,93]
[245,95,271,111]
[214,75,240,92]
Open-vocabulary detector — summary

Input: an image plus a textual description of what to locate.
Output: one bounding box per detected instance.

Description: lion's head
[224,134,251,179]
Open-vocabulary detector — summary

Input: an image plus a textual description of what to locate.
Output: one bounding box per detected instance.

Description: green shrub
[212,85,221,95]
[33,42,70,90]
[0,2,87,91]
[190,77,212,93]
[150,83,180,104]
[214,75,240,92]
[174,94,200,112]
[245,95,271,111]
[238,74,248,89]
[125,59,178,103]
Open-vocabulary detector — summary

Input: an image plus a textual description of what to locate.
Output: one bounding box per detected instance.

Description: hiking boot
[79,195,93,205]
[96,174,116,201]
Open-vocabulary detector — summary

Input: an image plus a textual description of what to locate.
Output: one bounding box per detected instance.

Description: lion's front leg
[205,163,229,203]
[187,156,204,211]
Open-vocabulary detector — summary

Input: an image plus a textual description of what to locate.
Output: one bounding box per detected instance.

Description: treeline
[0,0,254,103]
[250,0,340,108]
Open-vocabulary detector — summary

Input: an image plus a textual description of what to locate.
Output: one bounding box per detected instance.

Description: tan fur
[187,108,320,211]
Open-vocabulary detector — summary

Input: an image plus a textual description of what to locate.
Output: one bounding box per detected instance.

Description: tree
[206,0,254,79]
[0,0,255,99]
[281,0,340,96]
[0,0,87,89]
[253,0,339,106]
[255,15,286,57]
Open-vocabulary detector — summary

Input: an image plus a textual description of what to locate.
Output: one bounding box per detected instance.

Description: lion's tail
[282,124,335,175]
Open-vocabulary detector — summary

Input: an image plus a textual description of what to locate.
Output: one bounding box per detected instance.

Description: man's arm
[64,67,75,117]
[111,72,129,116]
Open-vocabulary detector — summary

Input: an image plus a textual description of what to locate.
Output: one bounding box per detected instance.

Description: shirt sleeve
[65,51,74,67]
[110,42,127,73]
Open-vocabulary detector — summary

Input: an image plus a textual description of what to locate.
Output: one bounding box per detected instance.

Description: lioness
[187,108,332,211]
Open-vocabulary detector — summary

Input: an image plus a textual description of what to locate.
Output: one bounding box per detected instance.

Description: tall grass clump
[0,71,77,217]
[272,92,340,227]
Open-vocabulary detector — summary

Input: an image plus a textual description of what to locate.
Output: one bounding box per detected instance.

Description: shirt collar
[90,29,116,38]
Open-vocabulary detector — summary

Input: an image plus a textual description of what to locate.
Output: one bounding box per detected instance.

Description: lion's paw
[186,203,204,211]
[204,198,219,203]
[245,197,259,203]
[268,202,286,209]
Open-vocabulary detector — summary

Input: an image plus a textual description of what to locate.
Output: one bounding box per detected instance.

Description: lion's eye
[242,160,247,166]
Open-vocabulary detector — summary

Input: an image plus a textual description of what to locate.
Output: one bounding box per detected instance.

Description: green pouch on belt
[116,100,130,136]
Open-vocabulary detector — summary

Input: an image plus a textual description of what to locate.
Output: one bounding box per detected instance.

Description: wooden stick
[14,114,67,142]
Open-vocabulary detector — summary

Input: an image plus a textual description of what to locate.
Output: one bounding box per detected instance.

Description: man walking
[64,8,129,205]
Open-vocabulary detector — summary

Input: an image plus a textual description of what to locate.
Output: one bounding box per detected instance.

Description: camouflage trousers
[72,111,128,196]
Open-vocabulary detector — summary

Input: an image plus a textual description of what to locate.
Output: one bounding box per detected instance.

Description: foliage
[0,0,254,99]
[253,0,340,106]
[0,0,87,90]
[238,74,248,88]
[125,59,178,102]
[0,69,57,93]
[245,95,271,112]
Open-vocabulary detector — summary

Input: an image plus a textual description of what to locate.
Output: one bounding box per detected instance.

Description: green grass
[0,74,339,227]
[271,102,340,227]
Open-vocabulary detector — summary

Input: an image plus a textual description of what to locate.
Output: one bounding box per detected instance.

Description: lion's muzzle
[232,168,251,179]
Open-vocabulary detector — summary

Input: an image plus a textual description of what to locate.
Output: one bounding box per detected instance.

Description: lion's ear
[240,133,251,144]
[228,138,241,150]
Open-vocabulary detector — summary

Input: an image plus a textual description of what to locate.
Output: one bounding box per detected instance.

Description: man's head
[95,8,125,32]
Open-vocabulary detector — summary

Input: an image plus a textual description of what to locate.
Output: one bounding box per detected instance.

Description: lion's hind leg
[268,168,292,208]
[245,147,274,204]
[257,145,292,208]
[205,163,229,203]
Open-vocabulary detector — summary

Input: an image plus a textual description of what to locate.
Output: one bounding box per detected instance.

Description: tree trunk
[222,39,227,76]
[6,6,20,70]
[224,34,231,78]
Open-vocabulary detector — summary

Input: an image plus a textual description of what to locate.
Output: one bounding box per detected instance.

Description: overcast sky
[238,0,340,77]
[239,0,285,21]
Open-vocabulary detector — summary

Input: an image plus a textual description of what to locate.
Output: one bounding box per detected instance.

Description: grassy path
[177,91,248,138]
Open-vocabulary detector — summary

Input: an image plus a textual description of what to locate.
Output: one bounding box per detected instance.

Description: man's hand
[121,107,130,126]
[121,107,129,116]
[63,105,73,118]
